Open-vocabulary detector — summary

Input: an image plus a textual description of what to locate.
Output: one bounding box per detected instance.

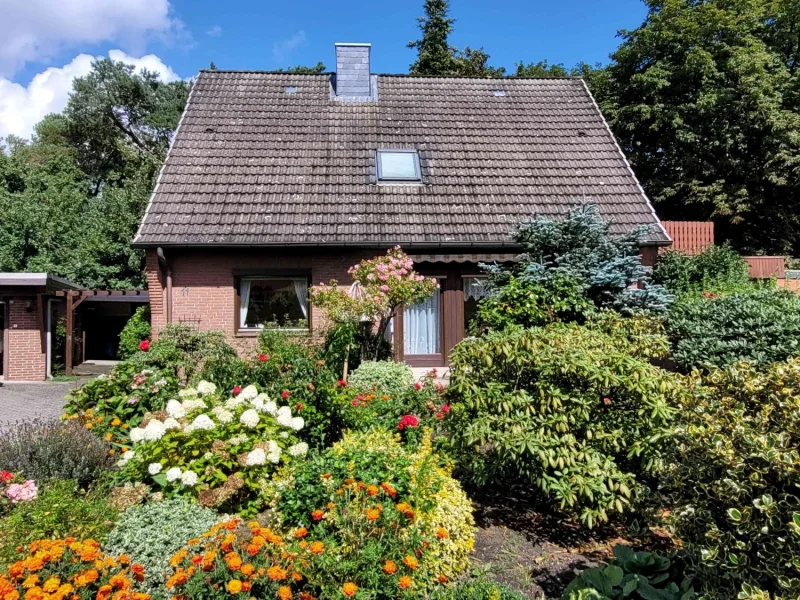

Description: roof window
[285,86,297,94]
[377,150,421,182]
[493,90,506,97]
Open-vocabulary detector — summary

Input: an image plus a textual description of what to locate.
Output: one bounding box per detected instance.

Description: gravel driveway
[0,383,78,427]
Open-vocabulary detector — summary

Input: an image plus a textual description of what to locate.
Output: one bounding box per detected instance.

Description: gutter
[156,247,173,325]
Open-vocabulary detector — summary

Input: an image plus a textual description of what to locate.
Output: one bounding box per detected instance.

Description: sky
[0,0,649,140]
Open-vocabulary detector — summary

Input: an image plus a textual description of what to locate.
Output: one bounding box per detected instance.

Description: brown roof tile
[134,72,669,247]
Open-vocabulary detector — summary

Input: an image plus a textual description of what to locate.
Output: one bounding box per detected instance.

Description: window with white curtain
[238,277,309,331]
[463,276,489,333]
[404,291,441,355]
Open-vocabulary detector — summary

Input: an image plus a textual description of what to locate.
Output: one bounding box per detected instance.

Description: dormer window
[377,150,422,182]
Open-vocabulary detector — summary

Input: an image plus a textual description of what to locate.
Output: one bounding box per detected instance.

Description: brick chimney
[334,43,373,99]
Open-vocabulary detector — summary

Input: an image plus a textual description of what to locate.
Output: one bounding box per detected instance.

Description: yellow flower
[403,555,418,570]
[277,586,292,600]
[227,580,242,594]
[111,418,121,427]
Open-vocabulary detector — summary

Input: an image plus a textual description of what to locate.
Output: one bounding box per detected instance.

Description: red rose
[296,403,304,411]
[337,380,347,387]
[139,339,150,352]
[441,404,451,413]
[414,382,422,390]
[233,386,242,395]
[258,353,268,362]
[281,390,290,399]
[351,400,359,407]
[398,415,419,430]
[0,470,13,483]
[603,397,612,406]
[437,412,444,420]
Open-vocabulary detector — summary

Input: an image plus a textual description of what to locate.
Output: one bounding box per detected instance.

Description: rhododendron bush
[118,381,308,515]
[0,538,149,600]
[310,247,439,361]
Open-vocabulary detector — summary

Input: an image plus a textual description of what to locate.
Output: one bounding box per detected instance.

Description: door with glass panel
[402,289,443,367]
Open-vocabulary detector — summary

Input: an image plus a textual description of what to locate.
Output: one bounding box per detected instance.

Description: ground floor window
[239,277,309,331]
[463,276,489,334]
[404,291,441,355]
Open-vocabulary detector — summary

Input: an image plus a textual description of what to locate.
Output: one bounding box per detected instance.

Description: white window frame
[238,275,310,333]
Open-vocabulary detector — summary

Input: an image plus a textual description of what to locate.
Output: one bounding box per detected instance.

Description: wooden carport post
[64,291,89,376]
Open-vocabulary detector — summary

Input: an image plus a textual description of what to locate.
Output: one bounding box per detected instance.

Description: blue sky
[1,0,648,140]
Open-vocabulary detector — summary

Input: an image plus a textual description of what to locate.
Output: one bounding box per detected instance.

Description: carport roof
[0,273,80,289]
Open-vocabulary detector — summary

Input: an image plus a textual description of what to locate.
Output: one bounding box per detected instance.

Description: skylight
[377,150,421,182]
[285,86,297,94]
[493,90,506,97]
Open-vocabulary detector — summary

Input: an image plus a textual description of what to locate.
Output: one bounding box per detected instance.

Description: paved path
[0,383,77,427]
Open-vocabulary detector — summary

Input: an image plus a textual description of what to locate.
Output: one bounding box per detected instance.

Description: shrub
[562,545,694,600]
[104,499,219,599]
[119,381,307,515]
[119,306,151,359]
[0,479,118,565]
[662,358,800,599]
[447,322,682,527]
[431,577,528,600]
[0,419,113,487]
[666,288,800,371]
[653,245,752,295]
[63,364,180,450]
[348,360,414,397]
[0,538,148,600]
[268,429,475,584]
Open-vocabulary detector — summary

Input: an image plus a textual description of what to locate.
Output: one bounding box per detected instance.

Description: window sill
[236,328,311,338]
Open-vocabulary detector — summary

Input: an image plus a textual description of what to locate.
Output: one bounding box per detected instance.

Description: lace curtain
[404,292,441,355]
[239,280,252,327]
[463,277,490,301]
[293,279,309,318]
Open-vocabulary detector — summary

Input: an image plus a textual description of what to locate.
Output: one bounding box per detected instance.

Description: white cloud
[206,25,222,37]
[273,30,306,63]
[0,0,184,76]
[0,50,180,141]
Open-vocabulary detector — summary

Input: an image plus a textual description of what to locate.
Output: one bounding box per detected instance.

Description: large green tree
[599,0,800,254]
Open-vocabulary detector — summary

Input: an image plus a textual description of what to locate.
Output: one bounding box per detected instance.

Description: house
[0,273,148,382]
[133,43,671,368]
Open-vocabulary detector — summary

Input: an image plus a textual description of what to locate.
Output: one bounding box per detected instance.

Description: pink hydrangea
[6,480,37,503]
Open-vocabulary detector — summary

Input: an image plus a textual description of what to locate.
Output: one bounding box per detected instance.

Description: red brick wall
[145,249,380,353]
[5,296,46,381]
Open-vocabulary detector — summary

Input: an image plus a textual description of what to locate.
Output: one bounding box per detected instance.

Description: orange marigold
[311,510,325,522]
[366,484,379,497]
[438,574,448,584]
[436,528,449,539]
[403,555,418,570]
[398,576,413,590]
[365,508,380,522]
[267,566,287,581]
[240,564,254,577]
[294,527,308,539]
[382,560,397,575]
[226,580,243,594]
[309,542,324,555]
[342,582,358,597]
[277,586,292,600]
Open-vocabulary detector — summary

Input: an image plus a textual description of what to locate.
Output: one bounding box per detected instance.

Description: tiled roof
[134,72,670,247]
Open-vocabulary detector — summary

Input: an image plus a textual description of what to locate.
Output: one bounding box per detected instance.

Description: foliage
[599,0,800,254]
[63,363,180,450]
[268,430,475,584]
[666,288,800,371]
[0,479,118,567]
[0,537,147,600]
[562,545,694,600]
[348,360,414,397]
[310,247,438,361]
[104,499,220,599]
[119,306,151,360]
[586,311,671,361]
[277,62,327,74]
[119,381,307,515]
[653,246,753,296]
[479,205,671,332]
[447,322,681,527]
[431,575,528,600]
[0,419,113,488]
[662,358,800,599]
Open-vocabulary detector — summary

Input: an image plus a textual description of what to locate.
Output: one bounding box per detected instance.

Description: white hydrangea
[211,406,234,424]
[245,448,267,466]
[143,419,167,441]
[166,467,182,482]
[178,387,198,399]
[228,433,249,445]
[181,398,207,413]
[188,414,216,432]
[148,463,163,475]
[279,431,289,439]
[166,399,186,419]
[264,400,278,416]
[239,409,260,429]
[267,445,282,464]
[117,450,136,467]
[239,385,258,400]
[163,417,181,431]
[290,416,305,431]
[288,442,309,457]
[203,452,214,460]
[196,380,217,395]
[276,405,292,420]
[276,406,293,428]
[129,427,145,444]
[180,470,199,486]
[224,396,244,410]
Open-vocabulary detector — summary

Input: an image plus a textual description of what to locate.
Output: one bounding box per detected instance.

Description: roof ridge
[198,69,584,81]
[198,69,333,74]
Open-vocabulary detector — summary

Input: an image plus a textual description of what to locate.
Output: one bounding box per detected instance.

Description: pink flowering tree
[310,247,439,362]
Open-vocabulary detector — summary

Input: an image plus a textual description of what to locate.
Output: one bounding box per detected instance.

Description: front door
[402,290,443,367]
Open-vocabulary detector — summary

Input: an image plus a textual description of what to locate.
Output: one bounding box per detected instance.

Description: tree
[599,0,800,254]
[281,62,326,74]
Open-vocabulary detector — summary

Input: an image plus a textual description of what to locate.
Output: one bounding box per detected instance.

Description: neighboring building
[0,273,148,382]
[133,43,671,368]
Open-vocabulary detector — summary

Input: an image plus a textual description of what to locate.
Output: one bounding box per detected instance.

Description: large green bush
[118,305,151,359]
[653,245,752,296]
[348,360,414,397]
[0,479,117,565]
[662,358,800,599]
[447,322,681,527]
[0,419,113,488]
[103,498,219,599]
[666,288,800,371]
